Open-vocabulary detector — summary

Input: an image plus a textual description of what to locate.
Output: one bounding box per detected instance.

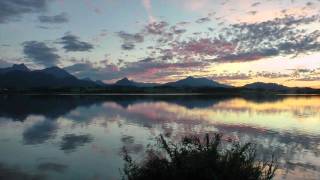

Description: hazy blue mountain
[0,64,30,74]
[164,76,230,88]
[243,82,289,90]
[114,78,159,87]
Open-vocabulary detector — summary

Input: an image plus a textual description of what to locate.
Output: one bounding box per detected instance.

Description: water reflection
[0,95,319,180]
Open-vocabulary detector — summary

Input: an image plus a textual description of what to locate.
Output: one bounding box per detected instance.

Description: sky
[0,0,320,87]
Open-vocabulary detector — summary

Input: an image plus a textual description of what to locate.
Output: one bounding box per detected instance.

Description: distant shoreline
[1,92,320,96]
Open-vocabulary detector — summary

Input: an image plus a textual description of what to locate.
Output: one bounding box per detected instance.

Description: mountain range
[0,64,304,91]
[0,64,96,88]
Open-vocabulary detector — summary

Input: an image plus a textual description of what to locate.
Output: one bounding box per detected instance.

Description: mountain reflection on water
[0,95,319,180]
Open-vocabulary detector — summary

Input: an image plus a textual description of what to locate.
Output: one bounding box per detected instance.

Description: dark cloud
[121,43,135,50]
[59,34,94,52]
[23,120,58,145]
[172,28,187,34]
[38,12,68,23]
[196,17,211,23]
[0,163,46,180]
[0,0,48,23]
[23,41,60,67]
[144,21,169,35]
[60,134,93,153]
[248,11,257,15]
[117,31,144,50]
[117,31,144,43]
[251,2,261,7]
[170,25,187,35]
[121,135,135,144]
[37,162,68,173]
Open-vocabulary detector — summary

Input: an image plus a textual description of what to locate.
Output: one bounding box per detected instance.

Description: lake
[0,95,319,180]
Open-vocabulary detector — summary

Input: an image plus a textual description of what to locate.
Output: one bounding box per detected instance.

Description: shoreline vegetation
[122,134,278,180]
[1,86,320,95]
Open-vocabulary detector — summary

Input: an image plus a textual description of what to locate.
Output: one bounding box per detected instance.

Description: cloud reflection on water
[0,95,319,179]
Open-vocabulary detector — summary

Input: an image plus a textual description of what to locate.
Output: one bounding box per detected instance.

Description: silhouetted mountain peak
[120,77,130,82]
[42,66,74,79]
[0,64,30,74]
[165,76,230,88]
[12,64,30,71]
[115,77,135,86]
[114,78,159,87]
[243,82,288,90]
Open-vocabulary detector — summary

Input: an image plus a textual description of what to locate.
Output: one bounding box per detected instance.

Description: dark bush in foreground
[122,134,277,180]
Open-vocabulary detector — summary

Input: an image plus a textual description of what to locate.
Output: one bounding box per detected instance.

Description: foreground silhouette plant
[122,134,277,180]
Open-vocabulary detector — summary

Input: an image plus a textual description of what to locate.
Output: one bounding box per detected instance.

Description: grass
[122,134,278,180]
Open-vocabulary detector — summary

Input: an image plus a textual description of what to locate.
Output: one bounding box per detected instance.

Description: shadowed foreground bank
[122,134,278,180]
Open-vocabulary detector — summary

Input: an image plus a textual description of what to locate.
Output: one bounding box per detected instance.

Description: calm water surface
[0,95,319,180]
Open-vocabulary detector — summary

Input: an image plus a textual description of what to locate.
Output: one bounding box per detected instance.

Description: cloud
[117,31,144,43]
[59,33,94,52]
[255,71,290,79]
[209,72,252,81]
[37,162,68,173]
[117,31,144,50]
[144,21,169,35]
[0,0,48,23]
[38,12,68,23]
[141,0,155,22]
[167,15,320,63]
[196,17,210,23]
[289,68,320,81]
[23,41,60,67]
[60,134,93,153]
[0,59,12,68]
[23,120,58,145]
[65,58,209,82]
[209,71,291,82]
[170,26,187,34]
[215,48,279,62]
[172,38,236,58]
[64,62,119,80]
[295,77,320,81]
[251,2,261,7]
[121,43,135,50]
